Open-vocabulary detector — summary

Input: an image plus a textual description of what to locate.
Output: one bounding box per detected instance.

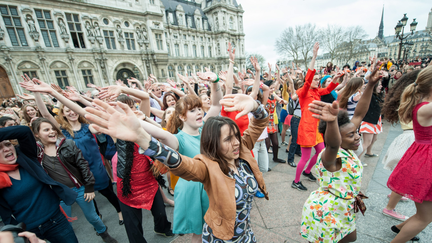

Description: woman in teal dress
[300,63,382,243]
[128,70,223,242]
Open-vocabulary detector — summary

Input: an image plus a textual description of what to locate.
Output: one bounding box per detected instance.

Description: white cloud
[237,0,431,65]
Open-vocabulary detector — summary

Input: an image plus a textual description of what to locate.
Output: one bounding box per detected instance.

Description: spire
[378,5,384,40]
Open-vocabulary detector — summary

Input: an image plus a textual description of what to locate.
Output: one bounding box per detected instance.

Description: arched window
[201,45,205,57]
[195,65,200,72]
[177,65,184,75]
[210,65,215,72]
[168,65,174,78]
[187,65,192,76]
[184,44,188,57]
[229,17,233,30]
[193,45,197,57]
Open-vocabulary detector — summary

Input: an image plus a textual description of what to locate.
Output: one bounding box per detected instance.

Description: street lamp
[395,14,418,60]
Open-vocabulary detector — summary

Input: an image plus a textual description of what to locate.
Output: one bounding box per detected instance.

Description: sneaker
[302,171,317,182]
[287,161,297,167]
[291,180,307,191]
[281,141,289,146]
[268,148,273,154]
[154,230,174,237]
[382,208,409,221]
[391,225,420,241]
[295,152,302,157]
[255,191,265,198]
[273,158,285,163]
[387,194,409,201]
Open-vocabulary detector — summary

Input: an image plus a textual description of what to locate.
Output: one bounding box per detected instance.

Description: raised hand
[312,42,319,58]
[197,70,217,82]
[308,100,339,121]
[368,61,383,85]
[227,42,235,62]
[87,83,97,88]
[241,79,254,86]
[218,71,227,81]
[98,85,123,100]
[63,90,81,102]
[167,79,177,88]
[84,100,149,144]
[268,63,272,72]
[17,93,35,100]
[250,56,260,73]
[238,71,245,81]
[66,86,77,92]
[51,84,63,93]
[20,78,52,94]
[219,94,259,119]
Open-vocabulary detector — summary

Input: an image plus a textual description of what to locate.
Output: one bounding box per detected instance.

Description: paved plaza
[68,122,431,242]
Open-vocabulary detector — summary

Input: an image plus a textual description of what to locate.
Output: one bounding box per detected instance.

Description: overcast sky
[236,0,431,65]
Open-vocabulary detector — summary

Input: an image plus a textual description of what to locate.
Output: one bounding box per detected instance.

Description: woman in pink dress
[387,65,432,242]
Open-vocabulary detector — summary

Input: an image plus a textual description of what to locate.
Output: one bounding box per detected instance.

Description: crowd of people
[0,40,431,243]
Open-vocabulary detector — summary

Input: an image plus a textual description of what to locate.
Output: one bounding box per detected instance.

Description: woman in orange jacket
[291,42,344,191]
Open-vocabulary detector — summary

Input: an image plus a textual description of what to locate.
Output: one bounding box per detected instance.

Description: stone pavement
[70,122,431,243]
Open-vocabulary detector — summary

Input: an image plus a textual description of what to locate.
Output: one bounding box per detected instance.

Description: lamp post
[394,14,418,61]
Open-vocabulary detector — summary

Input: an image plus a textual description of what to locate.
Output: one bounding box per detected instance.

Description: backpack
[288,99,299,115]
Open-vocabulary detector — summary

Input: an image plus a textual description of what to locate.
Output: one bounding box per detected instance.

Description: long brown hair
[21,104,41,124]
[337,77,364,109]
[200,116,241,175]
[162,92,177,110]
[382,70,420,124]
[56,103,88,138]
[399,66,432,123]
[167,95,202,134]
[31,117,64,142]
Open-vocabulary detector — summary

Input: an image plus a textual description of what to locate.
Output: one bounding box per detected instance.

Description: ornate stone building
[0,0,245,100]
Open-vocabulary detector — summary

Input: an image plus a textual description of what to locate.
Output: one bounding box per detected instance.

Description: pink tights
[294,142,325,183]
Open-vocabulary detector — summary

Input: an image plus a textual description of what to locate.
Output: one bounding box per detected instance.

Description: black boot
[99,227,118,243]
[390,225,420,241]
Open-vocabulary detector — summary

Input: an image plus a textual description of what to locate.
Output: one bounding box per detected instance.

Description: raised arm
[318,71,344,96]
[197,69,223,121]
[308,42,319,71]
[178,74,197,96]
[249,56,261,100]
[296,69,316,98]
[308,101,340,172]
[225,42,236,95]
[351,63,382,128]
[99,85,151,116]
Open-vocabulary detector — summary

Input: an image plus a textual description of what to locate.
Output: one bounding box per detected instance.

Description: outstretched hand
[219,94,259,119]
[98,85,123,100]
[84,100,150,144]
[20,77,53,94]
[228,42,235,61]
[308,100,339,122]
[197,70,218,82]
[312,42,319,58]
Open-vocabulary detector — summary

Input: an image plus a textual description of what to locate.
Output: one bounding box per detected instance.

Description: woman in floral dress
[300,63,382,243]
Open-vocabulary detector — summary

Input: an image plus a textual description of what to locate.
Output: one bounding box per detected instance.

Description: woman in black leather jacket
[31,118,117,243]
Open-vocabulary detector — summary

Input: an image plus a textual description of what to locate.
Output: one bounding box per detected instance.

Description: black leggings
[120,189,171,243]
[94,183,121,215]
[265,132,280,160]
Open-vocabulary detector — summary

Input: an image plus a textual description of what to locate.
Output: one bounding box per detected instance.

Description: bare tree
[337,26,368,65]
[246,53,266,73]
[319,24,345,63]
[275,23,320,68]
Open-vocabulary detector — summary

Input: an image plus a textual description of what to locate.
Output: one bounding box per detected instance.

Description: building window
[65,13,85,48]
[167,42,171,56]
[183,34,186,40]
[35,9,59,48]
[195,65,200,72]
[208,46,212,57]
[0,5,28,46]
[103,30,116,49]
[201,45,204,57]
[155,33,163,50]
[22,71,38,79]
[54,70,69,88]
[184,44,188,57]
[161,69,165,77]
[192,36,195,41]
[124,21,129,27]
[149,0,155,4]
[168,65,174,77]
[124,32,135,50]
[177,65,184,75]
[187,65,192,76]
[174,44,180,56]
[81,70,94,85]
[193,45,197,57]
[200,37,203,42]
[229,17,233,29]
[103,18,109,25]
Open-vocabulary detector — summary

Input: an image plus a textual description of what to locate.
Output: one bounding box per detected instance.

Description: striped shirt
[347,93,359,120]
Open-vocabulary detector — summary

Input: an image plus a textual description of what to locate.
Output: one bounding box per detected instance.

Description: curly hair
[381,70,421,124]
[318,110,351,134]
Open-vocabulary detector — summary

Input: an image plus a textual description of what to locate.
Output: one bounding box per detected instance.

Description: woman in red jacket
[292,42,344,191]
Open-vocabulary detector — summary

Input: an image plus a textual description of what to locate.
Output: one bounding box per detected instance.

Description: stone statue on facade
[58,18,67,35]
[116,25,124,39]
[93,22,101,37]
[85,21,95,37]
[0,26,4,40]
[26,15,39,41]
[215,17,219,31]
[135,26,143,40]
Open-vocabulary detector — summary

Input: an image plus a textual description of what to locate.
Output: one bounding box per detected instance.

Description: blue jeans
[287,116,301,162]
[60,186,106,234]
[28,209,78,243]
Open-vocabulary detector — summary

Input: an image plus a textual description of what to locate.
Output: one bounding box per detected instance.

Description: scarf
[320,75,338,99]
[0,163,19,189]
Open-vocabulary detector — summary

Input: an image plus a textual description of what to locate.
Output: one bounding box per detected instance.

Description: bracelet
[229,59,235,64]
[212,74,220,83]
